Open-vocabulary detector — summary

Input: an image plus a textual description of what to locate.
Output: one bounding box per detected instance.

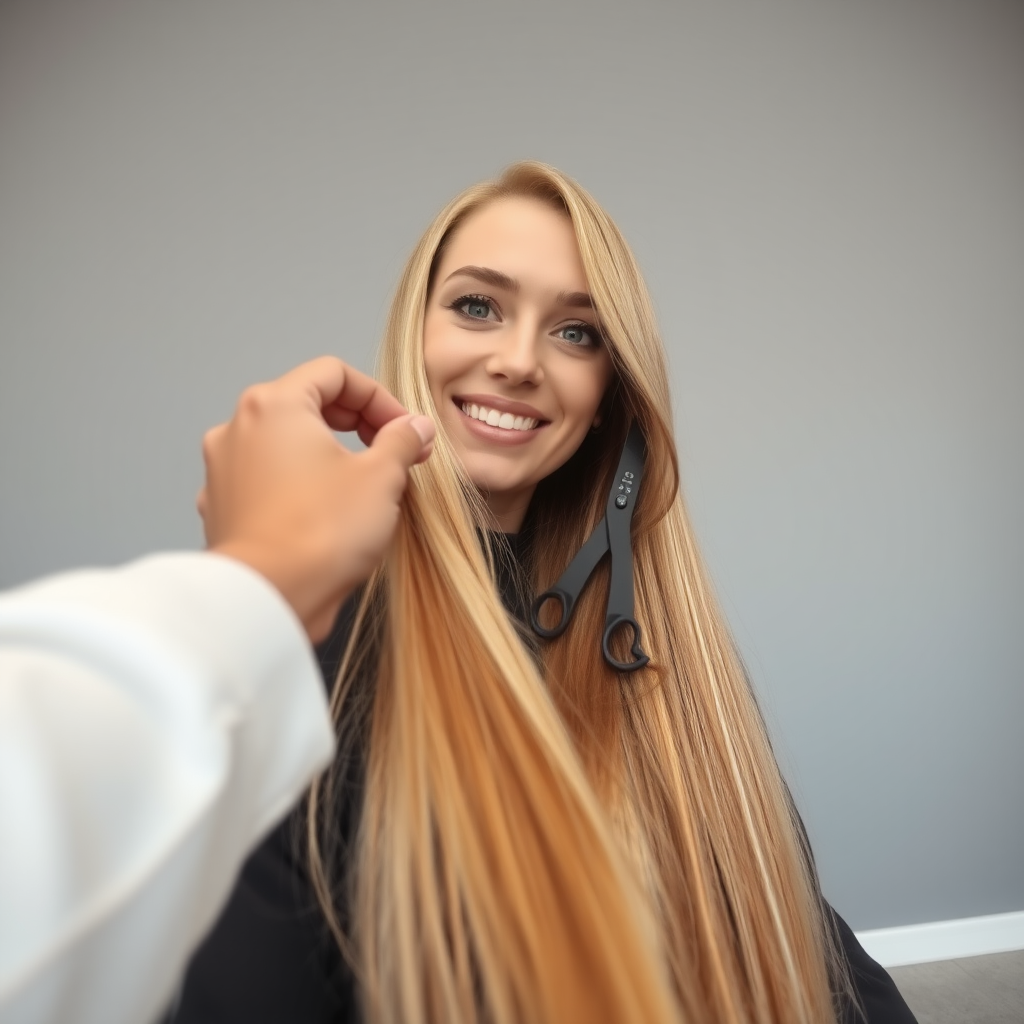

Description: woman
[171,163,916,1023]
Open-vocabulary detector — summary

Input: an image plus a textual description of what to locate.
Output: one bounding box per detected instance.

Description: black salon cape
[166,539,916,1024]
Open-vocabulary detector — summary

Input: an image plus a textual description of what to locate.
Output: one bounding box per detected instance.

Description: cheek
[422,349,440,400]
[421,321,451,401]
[567,361,613,425]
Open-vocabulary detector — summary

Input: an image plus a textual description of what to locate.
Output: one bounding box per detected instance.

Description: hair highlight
[308,162,851,1023]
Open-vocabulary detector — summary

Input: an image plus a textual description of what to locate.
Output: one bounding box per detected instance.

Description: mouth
[455,397,548,434]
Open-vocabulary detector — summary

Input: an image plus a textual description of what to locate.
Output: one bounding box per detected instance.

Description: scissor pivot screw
[615,495,628,509]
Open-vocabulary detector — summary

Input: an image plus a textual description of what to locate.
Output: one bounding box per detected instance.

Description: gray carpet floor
[888,949,1024,1024]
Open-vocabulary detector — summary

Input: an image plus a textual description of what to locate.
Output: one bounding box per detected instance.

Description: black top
[167,536,916,1023]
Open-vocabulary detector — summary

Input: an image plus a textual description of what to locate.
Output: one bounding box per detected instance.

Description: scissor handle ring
[530,589,574,638]
[602,617,650,673]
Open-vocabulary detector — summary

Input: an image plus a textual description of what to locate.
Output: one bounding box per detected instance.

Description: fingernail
[410,415,435,445]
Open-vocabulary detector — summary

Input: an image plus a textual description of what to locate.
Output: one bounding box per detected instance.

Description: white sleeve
[0,552,336,1024]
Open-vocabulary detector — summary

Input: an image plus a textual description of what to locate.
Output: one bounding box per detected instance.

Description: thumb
[368,413,436,471]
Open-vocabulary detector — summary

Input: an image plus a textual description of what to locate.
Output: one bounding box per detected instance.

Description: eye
[556,322,602,348]
[448,294,499,322]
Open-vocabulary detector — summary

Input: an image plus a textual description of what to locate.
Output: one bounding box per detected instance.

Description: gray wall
[1,0,1021,932]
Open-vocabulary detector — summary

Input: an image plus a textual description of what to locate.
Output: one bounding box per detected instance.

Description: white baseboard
[855,910,1024,967]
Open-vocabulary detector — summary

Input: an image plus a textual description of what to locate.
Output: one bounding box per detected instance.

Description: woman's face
[423,197,614,532]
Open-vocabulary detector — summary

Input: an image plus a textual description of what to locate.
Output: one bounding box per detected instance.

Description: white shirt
[0,553,336,1024]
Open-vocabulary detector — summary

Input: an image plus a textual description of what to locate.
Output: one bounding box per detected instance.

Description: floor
[888,949,1024,1024]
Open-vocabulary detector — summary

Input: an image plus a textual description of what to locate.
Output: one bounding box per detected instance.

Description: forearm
[0,553,335,1024]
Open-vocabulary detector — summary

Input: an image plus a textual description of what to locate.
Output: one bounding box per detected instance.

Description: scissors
[530,422,650,672]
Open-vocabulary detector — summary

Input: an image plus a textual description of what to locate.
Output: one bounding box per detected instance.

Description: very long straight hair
[307,163,848,1023]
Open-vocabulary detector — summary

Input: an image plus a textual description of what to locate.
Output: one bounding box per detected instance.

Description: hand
[198,357,434,641]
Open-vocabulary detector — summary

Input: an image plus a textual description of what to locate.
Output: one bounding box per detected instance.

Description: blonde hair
[308,162,850,1023]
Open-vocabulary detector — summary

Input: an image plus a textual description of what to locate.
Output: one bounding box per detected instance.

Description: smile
[459,401,540,432]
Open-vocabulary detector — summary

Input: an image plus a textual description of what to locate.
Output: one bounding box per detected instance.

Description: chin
[467,468,530,497]
[460,459,531,498]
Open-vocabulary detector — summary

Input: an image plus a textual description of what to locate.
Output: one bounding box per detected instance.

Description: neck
[482,488,535,533]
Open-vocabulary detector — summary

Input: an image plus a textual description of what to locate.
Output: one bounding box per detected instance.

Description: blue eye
[558,322,601,348]
[449,294,496,321]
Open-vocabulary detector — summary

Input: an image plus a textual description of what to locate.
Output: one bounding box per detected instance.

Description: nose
[485,321,544,386]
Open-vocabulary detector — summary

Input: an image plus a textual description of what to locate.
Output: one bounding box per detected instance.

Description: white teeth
[460,402,539,432]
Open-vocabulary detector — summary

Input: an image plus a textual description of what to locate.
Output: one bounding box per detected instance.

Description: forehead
[436,197,588,292]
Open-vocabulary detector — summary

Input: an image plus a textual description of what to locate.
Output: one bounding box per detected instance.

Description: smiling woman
[168,163,916,1024]
[424,197,613,530]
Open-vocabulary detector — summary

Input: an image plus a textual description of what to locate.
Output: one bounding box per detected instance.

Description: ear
[591,413,602,431]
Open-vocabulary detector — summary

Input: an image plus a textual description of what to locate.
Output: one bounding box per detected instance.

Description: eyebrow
[555,289,594,310]
[443,265,594,310]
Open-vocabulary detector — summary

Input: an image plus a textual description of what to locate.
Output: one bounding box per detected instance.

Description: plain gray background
[1,0,1021,933]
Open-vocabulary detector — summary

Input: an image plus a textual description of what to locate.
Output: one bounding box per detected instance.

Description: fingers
[197,359,435,641]
[280,356,409,434]
[201,423,227,466]
[366,414,436,477]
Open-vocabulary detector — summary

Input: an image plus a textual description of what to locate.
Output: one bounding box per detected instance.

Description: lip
[456,408,544,445]
[454,393,549,422]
